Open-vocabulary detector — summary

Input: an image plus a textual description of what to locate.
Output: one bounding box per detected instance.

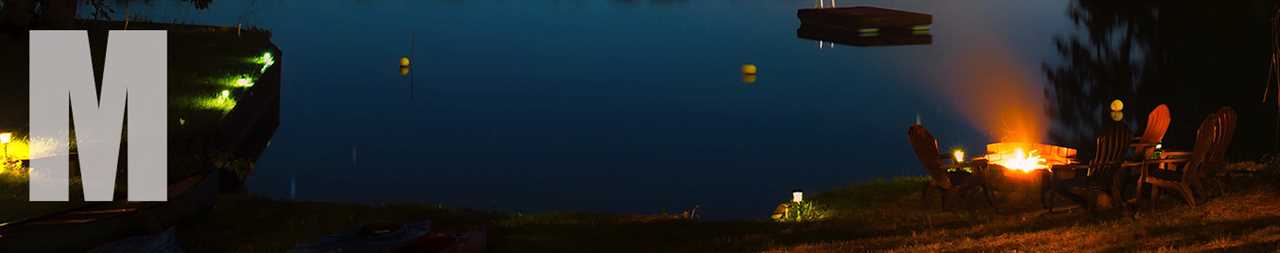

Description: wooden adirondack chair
[1139,112,1220,208]
[1048,122,1133,211]
[1202,107,1237,195]
[907,124,994,209]
[1133,104,1171,158]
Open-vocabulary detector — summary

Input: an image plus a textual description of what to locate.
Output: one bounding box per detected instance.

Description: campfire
[984,142,1076,173]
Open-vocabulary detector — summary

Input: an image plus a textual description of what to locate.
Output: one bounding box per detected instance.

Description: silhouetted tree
[1044,0,1277,158]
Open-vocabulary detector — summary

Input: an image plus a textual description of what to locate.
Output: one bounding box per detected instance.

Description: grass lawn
[173,164,1280,252]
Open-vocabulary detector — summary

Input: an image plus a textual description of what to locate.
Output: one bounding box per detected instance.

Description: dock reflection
[796,25,931,47]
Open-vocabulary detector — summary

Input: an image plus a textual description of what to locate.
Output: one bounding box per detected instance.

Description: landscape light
[1,132,11,163]
[234,77,254,87]
[257,52,275,72]
[221,90,231,99]
[791,189,804,203]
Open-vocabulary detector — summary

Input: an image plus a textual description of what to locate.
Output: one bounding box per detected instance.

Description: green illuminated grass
[193,96,236,113]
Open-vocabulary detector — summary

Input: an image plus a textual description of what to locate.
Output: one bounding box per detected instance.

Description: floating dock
[797,6,932,31]
[796,6,933,47]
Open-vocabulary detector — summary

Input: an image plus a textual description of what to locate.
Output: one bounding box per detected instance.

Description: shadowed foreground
[170,162,1280,252]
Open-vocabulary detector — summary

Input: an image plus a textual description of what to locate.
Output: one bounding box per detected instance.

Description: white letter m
[29,31,167,202]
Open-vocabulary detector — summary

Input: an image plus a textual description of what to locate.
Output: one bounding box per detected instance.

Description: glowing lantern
[220,90,231,99]
[741,64,757,75]
[1110,99,1124,111]
[952,149,965,163]
[791,189,804,203]
[400,56,411,67]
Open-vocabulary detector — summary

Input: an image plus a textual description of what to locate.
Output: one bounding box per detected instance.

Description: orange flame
[989,148,1047,173]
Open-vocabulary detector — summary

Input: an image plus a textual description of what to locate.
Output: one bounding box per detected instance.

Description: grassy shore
[163,161,1280,252]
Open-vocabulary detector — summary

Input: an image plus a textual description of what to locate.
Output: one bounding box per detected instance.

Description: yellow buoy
[741,64,757,75]
[1110,99,1124,111]
[400,56,411,67]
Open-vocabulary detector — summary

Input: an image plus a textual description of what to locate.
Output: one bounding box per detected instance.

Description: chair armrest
[1130,142,1157,148]
[1146,158,1188,171]
[1050,164,1089,173]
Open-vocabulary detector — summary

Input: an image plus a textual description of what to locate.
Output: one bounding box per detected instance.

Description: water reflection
[611,0,689,7]
[796,25,931,47]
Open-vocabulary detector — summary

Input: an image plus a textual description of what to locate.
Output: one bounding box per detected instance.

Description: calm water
[119,0,1164,218]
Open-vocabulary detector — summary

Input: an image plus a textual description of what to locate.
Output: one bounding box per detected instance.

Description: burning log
[985,142,1076,173]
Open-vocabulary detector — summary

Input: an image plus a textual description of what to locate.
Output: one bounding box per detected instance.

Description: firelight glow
[990,148,1047,173]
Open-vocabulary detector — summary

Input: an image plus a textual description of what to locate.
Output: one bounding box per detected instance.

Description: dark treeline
[1044,0,1279,160]
[0,0,212,32]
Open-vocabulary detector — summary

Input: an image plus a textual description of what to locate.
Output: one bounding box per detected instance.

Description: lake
[113,0,1275,219]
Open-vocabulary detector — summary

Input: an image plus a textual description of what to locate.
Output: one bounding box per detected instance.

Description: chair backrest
[1089,123,1132,174]
[1209,107,1237,163]
[907,124,951,188]
[1182,112,1221,181]
[1136,104,1172,158]
[1203,107,1237,176]
[1140,104,1172,145]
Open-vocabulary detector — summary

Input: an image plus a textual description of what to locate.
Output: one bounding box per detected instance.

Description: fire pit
[984,142,1076,173]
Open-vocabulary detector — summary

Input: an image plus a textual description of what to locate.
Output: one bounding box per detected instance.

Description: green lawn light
[233,76,255,87]
[256,51,275,73]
